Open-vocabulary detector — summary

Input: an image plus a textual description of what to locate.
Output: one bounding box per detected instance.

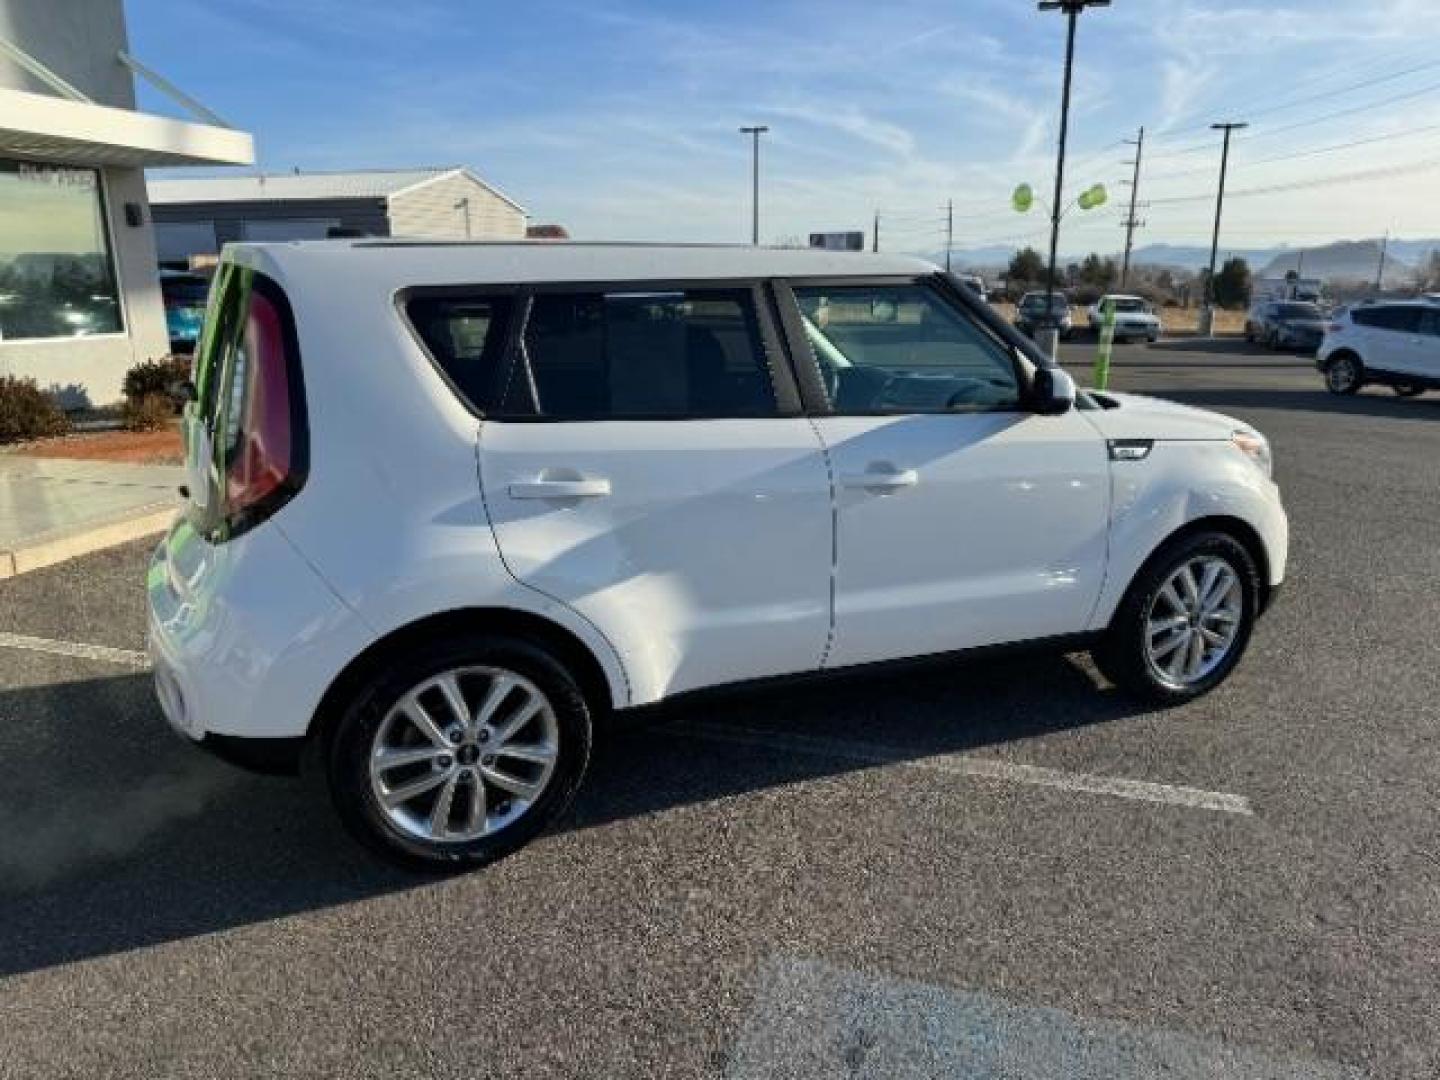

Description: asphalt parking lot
[2,339,1438,1078]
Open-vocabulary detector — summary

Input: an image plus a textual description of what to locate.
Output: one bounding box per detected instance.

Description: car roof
[223,240,938,288]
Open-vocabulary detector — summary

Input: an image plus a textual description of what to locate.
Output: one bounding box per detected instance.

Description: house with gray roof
[148,166,527,267]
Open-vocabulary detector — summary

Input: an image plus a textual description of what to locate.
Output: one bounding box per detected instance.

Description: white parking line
[0,632,150,669]
[671,721,1253,816]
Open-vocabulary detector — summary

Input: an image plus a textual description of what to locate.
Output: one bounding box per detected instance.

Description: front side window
[794,283,1021,414]
[0,160,122,341]
[518,289,776,419]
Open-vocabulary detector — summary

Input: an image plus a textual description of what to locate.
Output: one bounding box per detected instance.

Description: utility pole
[453,197,472,239]
[944,199,953,270]
[1119,125,1145,290]
[1376,231,1389,291]
[1296,248,1305,278]
[1204,121,1248,330]
[1037,0,1110,353]
[873,209,880,252]
[738,125,769,245]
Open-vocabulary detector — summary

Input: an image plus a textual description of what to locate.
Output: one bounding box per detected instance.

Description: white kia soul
[148,241,1288,869]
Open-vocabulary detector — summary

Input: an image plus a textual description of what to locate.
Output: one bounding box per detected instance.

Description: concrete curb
[0,504,176,580]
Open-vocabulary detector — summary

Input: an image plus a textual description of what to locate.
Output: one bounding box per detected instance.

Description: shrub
[122,392,174,433]
[122,356,192,413]
[0,376,71,444]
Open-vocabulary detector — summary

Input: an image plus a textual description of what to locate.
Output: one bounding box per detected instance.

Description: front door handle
[509,478,612,499]
[840,468,919,491]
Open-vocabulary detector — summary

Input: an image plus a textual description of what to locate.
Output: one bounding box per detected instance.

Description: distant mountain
[1259,239,1414,286]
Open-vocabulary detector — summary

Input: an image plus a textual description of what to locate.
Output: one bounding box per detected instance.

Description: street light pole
[1204,121,1247,329]
[739,125,769,245]
[453,197,472,239]
[1037,0,1109,355]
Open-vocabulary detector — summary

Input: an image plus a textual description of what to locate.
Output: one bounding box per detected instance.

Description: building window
[0,160,123,342]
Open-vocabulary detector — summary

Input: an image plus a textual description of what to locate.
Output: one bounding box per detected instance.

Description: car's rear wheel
[1092,531,1259,704]
[1393,384,1425,398]
[326,634,592,871]
[1324,353,1364,395]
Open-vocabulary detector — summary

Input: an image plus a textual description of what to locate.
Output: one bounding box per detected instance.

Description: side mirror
[1030,366,1075,415]
[170,378,198,404]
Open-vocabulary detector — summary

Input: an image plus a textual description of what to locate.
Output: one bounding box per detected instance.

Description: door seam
[806,414,839,669]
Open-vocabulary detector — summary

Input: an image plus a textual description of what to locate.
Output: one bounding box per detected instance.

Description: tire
[1091,530,1260,705]
[326,633,592,871]
[1324,352,1364,395]
[1394,384,1425,398]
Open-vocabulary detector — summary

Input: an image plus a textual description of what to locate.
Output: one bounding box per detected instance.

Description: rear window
[1352,306,1422,332]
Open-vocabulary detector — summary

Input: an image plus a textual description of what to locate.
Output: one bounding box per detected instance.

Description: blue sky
[130,0,1440,256]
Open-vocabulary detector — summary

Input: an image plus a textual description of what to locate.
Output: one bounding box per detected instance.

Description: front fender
[1088,440,1288,630]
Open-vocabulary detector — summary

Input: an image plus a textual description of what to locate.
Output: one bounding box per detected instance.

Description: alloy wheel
[368,666,560,843]
[1144,556,1244,689]
[1326,357,1359,393]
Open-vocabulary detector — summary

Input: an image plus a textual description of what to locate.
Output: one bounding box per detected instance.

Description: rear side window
[406,295,515,411]
[518,289,777,419]
[1353,306,1422,332]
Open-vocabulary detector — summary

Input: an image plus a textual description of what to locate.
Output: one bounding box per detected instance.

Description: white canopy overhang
[0,86,253,168]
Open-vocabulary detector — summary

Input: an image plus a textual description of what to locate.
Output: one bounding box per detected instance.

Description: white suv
[1318,301,1440,397]
[148,242,1288,869]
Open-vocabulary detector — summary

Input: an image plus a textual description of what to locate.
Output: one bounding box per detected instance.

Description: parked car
[148,241,1288,870]
[1014,290,1074,339]
[160,270,211,353]
[1245,300,1327,351]
[1087,294,1162,342]
[1317,300,1440,397]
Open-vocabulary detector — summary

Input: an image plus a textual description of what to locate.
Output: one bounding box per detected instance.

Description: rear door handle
[509,478,612,499]
[840,468,919,491]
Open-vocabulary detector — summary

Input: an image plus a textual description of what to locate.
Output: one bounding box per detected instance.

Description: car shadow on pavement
[0,652,1140,978]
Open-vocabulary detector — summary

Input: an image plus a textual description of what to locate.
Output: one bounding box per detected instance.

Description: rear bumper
[146,517,373,743]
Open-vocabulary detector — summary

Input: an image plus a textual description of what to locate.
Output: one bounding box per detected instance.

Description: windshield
[1020,294,1067,311]
[1276,303,1321,320]
[1102,298,1146,313]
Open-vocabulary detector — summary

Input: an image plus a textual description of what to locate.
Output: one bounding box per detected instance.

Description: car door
[471,284,833,701]
[781,277,1111,670]
[1411,307,1440,380]
[1357,305,1425,377]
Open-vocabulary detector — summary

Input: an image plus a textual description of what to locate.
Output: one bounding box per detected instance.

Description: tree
[1079,252,1118,289]
[1213,256,1252,308]
[1008,246,1046,286]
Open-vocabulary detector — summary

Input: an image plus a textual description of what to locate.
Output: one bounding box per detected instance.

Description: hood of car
[1082,390,1243,442]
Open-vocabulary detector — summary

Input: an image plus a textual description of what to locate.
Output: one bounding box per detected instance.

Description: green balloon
[1011,183,1034,213]
[1087,183,1108,208]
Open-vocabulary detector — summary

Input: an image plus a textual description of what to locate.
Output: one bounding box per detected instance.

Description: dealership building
[0,0,253,404]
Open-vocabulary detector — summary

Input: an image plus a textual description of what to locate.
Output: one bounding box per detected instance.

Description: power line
[1152,56,1440,142]
[1147,154,1440,205]
[1144,120,1440,182]
[1146,75,1440,163]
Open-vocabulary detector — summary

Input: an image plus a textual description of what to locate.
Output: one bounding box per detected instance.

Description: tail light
[221,278,307,533]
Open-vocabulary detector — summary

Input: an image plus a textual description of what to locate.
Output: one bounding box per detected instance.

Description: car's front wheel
[326,634,592,871]
[1324,353,1364,395]
[1092,531,1259,704]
